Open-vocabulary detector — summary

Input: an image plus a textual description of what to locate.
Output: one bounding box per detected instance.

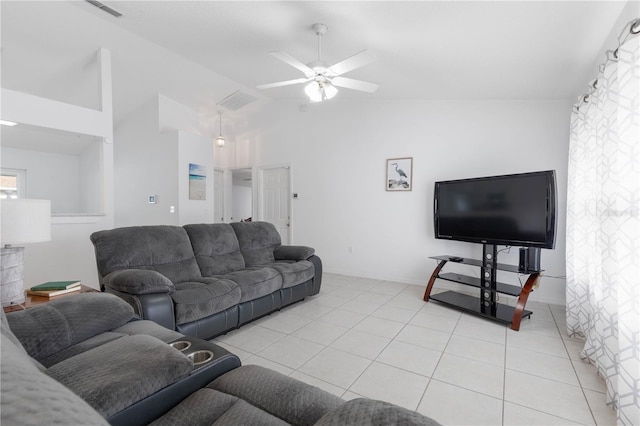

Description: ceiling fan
[257,23,379,102]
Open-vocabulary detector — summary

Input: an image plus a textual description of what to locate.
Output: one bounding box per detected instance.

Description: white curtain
[566,20,639,426]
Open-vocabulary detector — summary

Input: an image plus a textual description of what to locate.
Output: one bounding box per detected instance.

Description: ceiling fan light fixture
[258,23,377,100]
[305,80,338,103]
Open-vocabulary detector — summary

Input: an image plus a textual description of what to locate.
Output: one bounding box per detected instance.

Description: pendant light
[215,111,225,148]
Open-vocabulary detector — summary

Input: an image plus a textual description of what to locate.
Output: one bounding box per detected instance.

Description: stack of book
[27,281,82,298]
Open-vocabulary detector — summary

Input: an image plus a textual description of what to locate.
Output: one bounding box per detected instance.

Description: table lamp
[1,199,51,307]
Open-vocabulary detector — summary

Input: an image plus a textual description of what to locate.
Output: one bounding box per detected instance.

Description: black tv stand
[423,244,541,331]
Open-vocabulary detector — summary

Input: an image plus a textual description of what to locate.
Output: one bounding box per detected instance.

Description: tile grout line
[551,302,602,426]
[413,307,463,414]
[333,285,421,405]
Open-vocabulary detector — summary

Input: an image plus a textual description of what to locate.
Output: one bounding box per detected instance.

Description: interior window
[1,124,104,215]
[0,168,25,199]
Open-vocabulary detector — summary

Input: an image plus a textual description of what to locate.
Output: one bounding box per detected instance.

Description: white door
[213,169,224,223]
[261,166,290,243]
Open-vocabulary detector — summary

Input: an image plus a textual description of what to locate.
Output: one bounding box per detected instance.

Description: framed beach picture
[386,157,413,191]
[189,163,207,200]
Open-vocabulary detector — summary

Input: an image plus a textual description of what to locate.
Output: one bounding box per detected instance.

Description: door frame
[258,163,292,243]
[213,168,225,223]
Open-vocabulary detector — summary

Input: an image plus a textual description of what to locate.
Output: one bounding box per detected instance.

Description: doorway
[230,168,253,222]
[260,166,291,243]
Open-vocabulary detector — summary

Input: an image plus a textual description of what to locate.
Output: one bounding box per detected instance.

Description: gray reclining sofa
[90,221,321,340]
[1,293,441,426]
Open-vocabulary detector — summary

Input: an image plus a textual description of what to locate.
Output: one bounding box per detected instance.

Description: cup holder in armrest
[167,336,228,371]
[169,340,192,351]
[188,350,214,365]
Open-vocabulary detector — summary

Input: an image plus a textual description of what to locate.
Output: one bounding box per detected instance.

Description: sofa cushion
[0,332,109,426]
[315,398,442,426]
[262,260,315,289]
[91,225,202,284]
[208,365,344,426]
[40,319,186,368]
[6,293,134,363]
[184,223,246,275]
[47,334,193,418]
[39,331,125,368]
[217,267,283,302]
[172,278,241,325]
[230,221,281,266]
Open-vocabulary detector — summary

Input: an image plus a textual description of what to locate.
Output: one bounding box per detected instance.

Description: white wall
[241,99,571,304]
[2,147,82,213]
[80,142,103,214]
[115,95,218,227]
[114,98,178,226]
[177,130,215,225]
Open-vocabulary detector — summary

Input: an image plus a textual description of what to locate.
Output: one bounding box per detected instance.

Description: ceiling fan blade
[256,78,310,90]
[331,76,379,93]
[327,50,377,76]
[269,51,314,76]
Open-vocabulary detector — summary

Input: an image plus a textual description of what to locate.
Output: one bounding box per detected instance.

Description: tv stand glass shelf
[423,245,542,331]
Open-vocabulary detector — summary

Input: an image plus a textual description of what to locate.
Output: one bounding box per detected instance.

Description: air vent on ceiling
[217,90,257,111]
[85,0,122,18]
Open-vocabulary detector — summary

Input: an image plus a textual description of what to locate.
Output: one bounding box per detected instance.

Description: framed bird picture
[386,157,413,191]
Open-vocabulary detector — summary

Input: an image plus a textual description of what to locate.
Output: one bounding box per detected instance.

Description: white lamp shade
[305,81,323,103]
[323,82,338,100]
[1,199,51,245]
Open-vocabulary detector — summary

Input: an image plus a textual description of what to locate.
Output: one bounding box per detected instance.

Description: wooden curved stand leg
[424,260,447,302]
[511,273,539,331]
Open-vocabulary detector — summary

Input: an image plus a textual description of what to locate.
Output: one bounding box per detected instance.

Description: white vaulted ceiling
[83,0,630,98]
[1,1,631,124]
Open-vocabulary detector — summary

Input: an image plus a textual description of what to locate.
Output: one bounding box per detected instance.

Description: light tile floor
[213,273,615,425]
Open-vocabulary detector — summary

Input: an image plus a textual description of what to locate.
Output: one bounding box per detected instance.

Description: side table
[3,285,100,313]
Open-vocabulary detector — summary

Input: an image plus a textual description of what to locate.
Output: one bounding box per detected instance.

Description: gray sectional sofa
[90,221,322,340]
[1,293,242,426]
[1,292,441,426]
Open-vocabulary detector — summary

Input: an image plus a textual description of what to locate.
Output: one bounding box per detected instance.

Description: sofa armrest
[5,293,134,362]
[274,245,315,261]
[103,269,175,295]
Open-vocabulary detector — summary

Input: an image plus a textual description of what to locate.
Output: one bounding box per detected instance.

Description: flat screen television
[434,170,557,249]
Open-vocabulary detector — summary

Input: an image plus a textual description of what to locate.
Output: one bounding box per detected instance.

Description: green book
[30,281,81,291]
